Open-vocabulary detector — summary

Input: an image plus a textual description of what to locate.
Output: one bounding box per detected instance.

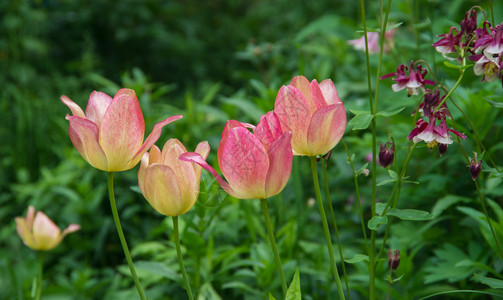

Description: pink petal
[179,152,236,198]
[33,211,61,250]
[193,141,211,183]
[254,111,283,152]
[84,91,113,129]
[99,89,145,171]
[128,115,183,170]
[274,85,311,155]
[319,80,341,105]
[144,164,183,216]
[310,79,327,111]
[138,146,162,196]
[290,76,312,105]
[217,120,243,163]
[219,126,269,199]
[67,116,108,170]
[61,224,80,236]
[265,132,293,198]
[307,103,346,156]
[61,96,85,118]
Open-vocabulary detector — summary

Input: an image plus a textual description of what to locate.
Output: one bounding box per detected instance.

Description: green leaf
[431,195,471,217]
[375,107,405,117]
[348,110,373,130]
[386,208,433,221]
[285,268,301,300]
[268,293,277,300]
[443,61,462,69]
[368,215,388,230]
[357,22,403,33]
[376,203,387,216]
[474,273,503,289]
[377,178,396,186]
[388,170,398,180]
[345,254,370,264]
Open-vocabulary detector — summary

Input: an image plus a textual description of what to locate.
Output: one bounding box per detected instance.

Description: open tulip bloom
[62,88,182,172]
[274,76,346,156]
[16,206,80,251]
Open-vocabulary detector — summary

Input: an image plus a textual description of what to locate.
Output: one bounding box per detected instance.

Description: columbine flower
[388,249,400,271]
[418,89,448,118]
[379,142,394,168]
[380,61,435,96]
[408,112,466,148]
[460,9,478,36]
[348,29,396,54]
[469,153,482,180]
[472,53,501,82]
[432,27,461,60]
[438,143,449,155]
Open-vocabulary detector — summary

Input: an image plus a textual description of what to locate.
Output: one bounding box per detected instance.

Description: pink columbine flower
[62,89,182,172]
[432,27,461,60]
[180,111,293,200]
[380,61,435,96]
[16,206,80,251]
[408,112,466,148]
[469,153,482,181]
[274,76,346,156]
[138,139,210,216]
[348,29,396,54]
[418,89,448,118]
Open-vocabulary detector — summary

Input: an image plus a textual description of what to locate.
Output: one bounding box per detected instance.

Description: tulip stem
[321,161,351,300]
[260,198,288,296]
[310,157,346,300]
[34,251,43,300]
[107,172,147,300]
[172,216,195,300]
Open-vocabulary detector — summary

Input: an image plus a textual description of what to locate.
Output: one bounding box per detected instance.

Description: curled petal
[67,116,108,170]
[61,96,85,118]
[265,132,293,198]
[193,141,211,184]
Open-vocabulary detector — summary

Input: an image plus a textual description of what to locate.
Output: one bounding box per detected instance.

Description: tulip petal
[193,141,211,185]
[179,152,236,197]
[144,164,183,216]
[310,79,328,111]
[319,79,341,105]
[291,76,313,107]
[217,120,242,164]
[100,89,145,171]
[85,91,113,128]
[33,211,61,250]
[265,132,293,198]
[274,85,311,155]
[307,103,346,155]
[127,115,183,170]
[219,126,269,199]
[67,116,108,170]
[61,95,85,118]
[254,111,283,152]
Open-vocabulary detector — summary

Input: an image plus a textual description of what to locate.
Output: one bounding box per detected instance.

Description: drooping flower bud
[438,143,448,155]
[379,142,394,168]
[388,249,400,271]
[470,153,482,181]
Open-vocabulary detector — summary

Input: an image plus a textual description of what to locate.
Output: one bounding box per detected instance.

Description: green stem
[474,181,503,258]
[342,139,369,252]
[107,172,147,300]
[34,252,43,300]
[173,216,194,300]
[309,157,346,300]
[321,161,351,299]
[260,198,287,296]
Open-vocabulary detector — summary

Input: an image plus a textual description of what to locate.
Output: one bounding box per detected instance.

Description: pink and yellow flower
[138,139,210,216]
[274,76,346,156]
[62,89,182,172]
[16,206,80,251]
[180,111,293,200]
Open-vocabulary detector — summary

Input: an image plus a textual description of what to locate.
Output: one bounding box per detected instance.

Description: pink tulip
[61,89,182,172]
[15,206,80,251]
[274,76,346,156]
[138,139,210,216]
[180,111,293,200]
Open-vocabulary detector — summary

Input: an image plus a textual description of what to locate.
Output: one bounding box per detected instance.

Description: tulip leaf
[386,208,434,221]
[348,110,373,130]
[285,268,301,300]
[368,215,388,230]
[375,107,405,117]
[345,254,370,264]
[474,273,503,289]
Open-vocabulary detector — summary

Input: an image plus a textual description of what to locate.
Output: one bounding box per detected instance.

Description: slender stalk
[260,198,287,296]
[342,139,369,252]
[321,162,351,299]
[173,216,194,300]
[474,181,503,258]
[34,252,43,300]
[107,172,147,300]
[309,157,346,300]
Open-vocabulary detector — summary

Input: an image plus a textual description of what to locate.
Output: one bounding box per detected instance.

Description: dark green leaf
[285,268,301,300]
[368,216,388,230]
[474,273,503,289]
[386,208,433,221]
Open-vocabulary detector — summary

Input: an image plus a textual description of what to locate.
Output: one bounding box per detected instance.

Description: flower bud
[379,142,394,168]
[362,169,370,176]
[438,143,448,155]
[388,249,400,271]
[470,153,482,181]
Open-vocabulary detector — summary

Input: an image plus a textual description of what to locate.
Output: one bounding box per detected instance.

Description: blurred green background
[1,0,503,299]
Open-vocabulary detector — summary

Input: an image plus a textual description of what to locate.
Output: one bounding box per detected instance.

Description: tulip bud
[388,249,400,271]
[438,143,448,155]
[379,142,394,168]
[470,153,482,181]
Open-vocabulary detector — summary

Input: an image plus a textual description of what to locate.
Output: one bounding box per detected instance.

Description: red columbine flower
[380,61,435,96]
[388,249,400,271]
[469,153,482,180]
[460,9,478,36]
[418,89,448,118]
[379,142,394,168]
[408,112,466,148]
[432,27,462,59]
